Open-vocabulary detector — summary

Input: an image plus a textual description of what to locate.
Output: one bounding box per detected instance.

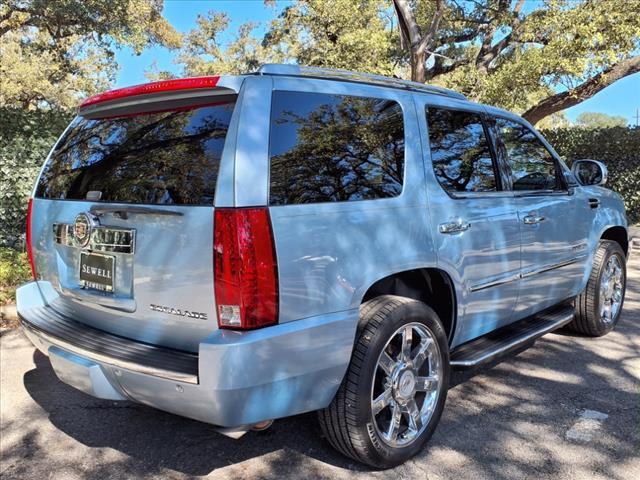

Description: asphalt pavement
[1,254,639,479]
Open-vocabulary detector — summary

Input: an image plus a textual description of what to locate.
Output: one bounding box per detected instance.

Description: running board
[450,305,575,370]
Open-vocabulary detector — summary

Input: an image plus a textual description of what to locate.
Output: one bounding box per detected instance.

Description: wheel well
[362,268,456,342]
[601,226,628,257]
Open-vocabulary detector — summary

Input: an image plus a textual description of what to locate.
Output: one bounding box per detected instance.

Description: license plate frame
[79,252,115,292]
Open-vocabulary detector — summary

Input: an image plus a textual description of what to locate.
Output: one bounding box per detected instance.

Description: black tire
[318,295,450,469]
[570,240,626,336]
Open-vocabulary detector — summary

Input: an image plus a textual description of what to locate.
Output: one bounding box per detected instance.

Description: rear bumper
[17,281,358,428]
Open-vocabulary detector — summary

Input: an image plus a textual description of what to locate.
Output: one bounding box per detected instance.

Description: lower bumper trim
[19,305,199,384]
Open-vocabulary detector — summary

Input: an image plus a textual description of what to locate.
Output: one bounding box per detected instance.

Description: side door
[487,114,592,320]
[417,98,521,347]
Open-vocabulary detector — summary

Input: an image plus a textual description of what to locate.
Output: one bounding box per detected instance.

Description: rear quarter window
[35,102,236,205]
[426,107,498,194]
[268,91,405,205]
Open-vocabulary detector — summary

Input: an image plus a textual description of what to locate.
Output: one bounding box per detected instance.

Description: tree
[0,0,181,110]
[166,0,397,78]
[159,11,275,77]
[264,0,397,76]
[575,112,628,129]
[392,0,640,125]
[150,0,640,125]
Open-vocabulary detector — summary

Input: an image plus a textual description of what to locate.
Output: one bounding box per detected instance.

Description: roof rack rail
[257,64,466,100]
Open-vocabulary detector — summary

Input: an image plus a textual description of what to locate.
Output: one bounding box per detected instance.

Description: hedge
[1,111,638,250]
[541,126,640,224]
[0,108,73,248]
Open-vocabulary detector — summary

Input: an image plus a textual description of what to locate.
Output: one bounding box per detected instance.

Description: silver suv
[18,65,628,468]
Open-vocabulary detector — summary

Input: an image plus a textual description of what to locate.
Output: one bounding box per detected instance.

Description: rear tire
[570,240,626,336]
[318,295,449,468]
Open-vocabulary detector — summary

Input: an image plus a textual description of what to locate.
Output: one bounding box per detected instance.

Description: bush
[0,247,32,305]
[0,108,73,248]
[541,126,640,224]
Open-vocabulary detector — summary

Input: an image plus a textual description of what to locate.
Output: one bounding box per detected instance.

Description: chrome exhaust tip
[251,420,273,431]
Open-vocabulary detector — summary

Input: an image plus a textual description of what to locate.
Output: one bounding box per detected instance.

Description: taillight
[26,198,36,279]
[214,208,278,329]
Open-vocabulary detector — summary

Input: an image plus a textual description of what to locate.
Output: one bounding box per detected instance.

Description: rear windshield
[35,102,236,205]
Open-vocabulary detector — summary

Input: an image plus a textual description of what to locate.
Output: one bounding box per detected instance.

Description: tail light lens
[214,208,278,329]
[26,198,36,279]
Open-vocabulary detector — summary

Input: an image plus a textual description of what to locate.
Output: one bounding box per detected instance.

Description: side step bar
[450,305,575,370]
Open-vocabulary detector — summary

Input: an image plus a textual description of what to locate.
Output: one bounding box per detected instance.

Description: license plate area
[79,252,115,292]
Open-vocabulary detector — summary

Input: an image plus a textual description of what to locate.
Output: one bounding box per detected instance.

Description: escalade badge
[150,304,208,320]
[73,212,99,248]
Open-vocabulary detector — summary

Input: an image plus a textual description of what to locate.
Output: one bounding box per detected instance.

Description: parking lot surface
[1,254,639,480]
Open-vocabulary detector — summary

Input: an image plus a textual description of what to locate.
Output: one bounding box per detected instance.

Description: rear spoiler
[79,76,244,119]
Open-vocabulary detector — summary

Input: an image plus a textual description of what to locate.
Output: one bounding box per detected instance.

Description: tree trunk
[411,50,426,83]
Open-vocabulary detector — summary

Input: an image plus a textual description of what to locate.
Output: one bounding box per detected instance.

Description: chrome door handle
[523,214,545,224]
[439,220,470,234]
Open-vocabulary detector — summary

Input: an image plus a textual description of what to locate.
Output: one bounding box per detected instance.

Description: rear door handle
[523,214,545,224]
[439,220,470,234]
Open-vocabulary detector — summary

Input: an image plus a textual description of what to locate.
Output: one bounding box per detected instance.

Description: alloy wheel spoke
[386,404,402,443]
[401,326,413,362]
[405,399,422,431]
[378,351,396,376]
[372,388,393,416]
[411,338,432,370]
[613,288,622,302]
[613,266,622,283]
[415,375,438,392]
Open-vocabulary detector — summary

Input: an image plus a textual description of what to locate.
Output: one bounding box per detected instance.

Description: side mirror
[571,159,608,186]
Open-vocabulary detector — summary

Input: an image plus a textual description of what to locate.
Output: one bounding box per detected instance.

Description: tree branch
[393,0,421,49]
[522,56,640,125]
[475,0,510,69]
[417,0,445,54]
[426,55,468,80]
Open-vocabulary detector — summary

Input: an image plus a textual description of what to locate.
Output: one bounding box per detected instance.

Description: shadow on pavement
[6,258,639,479]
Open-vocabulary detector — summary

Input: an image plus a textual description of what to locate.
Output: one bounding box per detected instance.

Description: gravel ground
[1,254,639,480]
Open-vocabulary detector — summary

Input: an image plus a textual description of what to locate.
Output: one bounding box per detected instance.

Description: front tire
[318,295,450,468]
[570,240,626,336]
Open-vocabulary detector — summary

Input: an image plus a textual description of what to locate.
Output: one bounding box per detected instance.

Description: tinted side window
[269,91,404,205]
[36,103,236,204]
[426,107,497,194]
[493,117,561,191]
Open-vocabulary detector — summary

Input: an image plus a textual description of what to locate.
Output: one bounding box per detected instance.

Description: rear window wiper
[90,205,184,220]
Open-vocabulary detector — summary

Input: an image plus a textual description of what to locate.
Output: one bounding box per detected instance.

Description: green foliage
[0,108,73,247]
[0,0,181,110]
[575,112,628,129]
[161,11,277,77]
[0,247,31,305]
[165,0,397,78]
[165,0,640,125]
[264,0,397,76]
[542,126,640,224]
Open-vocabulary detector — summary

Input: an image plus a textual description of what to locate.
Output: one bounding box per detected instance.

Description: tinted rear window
[269,91,405,205]
[35,102,235,205]
[426,107,497,194]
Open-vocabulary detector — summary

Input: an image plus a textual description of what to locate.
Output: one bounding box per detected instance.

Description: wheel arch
[600,225,628,257]
[361,268,457,344]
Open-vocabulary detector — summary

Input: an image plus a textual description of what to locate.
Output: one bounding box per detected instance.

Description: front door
[488,115,591,319]
[418,99,520,347]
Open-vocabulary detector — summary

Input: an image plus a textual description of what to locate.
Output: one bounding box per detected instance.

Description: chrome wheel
[600,254,624,324]
[371,322,442,448]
